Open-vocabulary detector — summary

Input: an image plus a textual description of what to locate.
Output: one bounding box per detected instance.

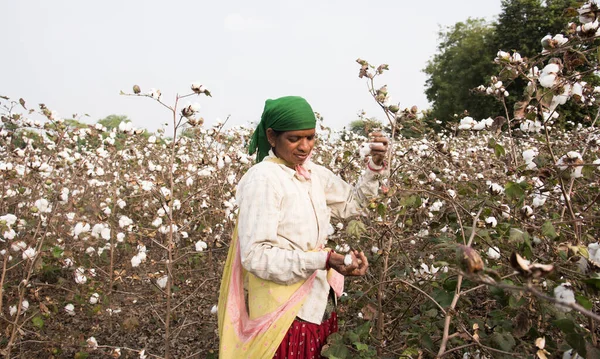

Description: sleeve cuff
[367,158,386,172]
[304,251,329,271]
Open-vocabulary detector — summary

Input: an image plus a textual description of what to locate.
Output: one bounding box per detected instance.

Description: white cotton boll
[131,255,142,267]
[112,199,125,210]
[344,254,353,266]
[358,143,371,158]
[458,117,474,130]
[91,224,104,238]
[485,217,497,228]
[472,121,486,131]
[522,148,538,163]
[217,157,225,169]
[64,303,76,316]
[211,304,218,315]
[100,227,111,240]
[3,229,16,240]
[227,173,236,185]
[74,222,90,237]
[563,349,583,359]
[539,73,557,88]
[152,217,163,227]
[95,167,105,176]
[119,216,133,228]
[34,198,52,213]
[532,194,547,208]
[195,240,208,252]
[336,222,344,230]
[173,199,181,210]
[487,246,501,260]
[85,247,96,255]
[9,305,17,316]
[371,246,379,254]
[148,135,156,144]
[181,231,189,238]
[447,189,456,198]
[160,187,171,198]
[116,232,125,242]
[0,214,18,226]
[22,299,29,312]
[22,247,37,260]
[157,275,168,289]
[89,293,100,304]
[489,183,504,195]
[87,336,98,350]
[141,181,154,191]
[74,267,87,284]
[553,283,576,312]
[186,177,194,186]
[430,200,443,212]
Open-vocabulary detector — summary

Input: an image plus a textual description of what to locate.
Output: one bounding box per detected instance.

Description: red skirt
[273,312,338,359]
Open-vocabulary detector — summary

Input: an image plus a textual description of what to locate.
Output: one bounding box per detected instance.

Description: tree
[97,114,130,130]
[347,117,383,137]
[423,18,502,124]
[494,0,598,125]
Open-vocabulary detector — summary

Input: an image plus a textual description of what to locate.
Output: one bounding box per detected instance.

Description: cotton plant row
[1,104,599,357]
[348,5,600,355]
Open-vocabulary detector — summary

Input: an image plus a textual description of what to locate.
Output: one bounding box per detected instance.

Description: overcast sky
[1,0,501,133]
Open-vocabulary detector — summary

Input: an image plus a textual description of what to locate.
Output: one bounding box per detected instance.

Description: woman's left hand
[369,131,389,166]
[328,250,369,276]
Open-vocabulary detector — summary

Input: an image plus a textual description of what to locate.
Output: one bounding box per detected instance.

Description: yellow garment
[217,223,316,359]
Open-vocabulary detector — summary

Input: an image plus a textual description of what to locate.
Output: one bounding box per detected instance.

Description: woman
[218,96,388,358]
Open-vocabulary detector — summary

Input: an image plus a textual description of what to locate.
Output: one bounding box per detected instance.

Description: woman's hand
[369,131,389,167]
[328,250,369,276]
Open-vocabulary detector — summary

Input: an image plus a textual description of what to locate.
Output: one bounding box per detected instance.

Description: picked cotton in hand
[344,254,353,266]
[359,142,385,159]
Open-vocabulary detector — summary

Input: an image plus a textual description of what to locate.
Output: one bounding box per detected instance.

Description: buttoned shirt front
[236,150,384,324]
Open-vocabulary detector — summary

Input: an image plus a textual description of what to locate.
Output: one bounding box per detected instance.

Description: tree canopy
[423,0,588,126]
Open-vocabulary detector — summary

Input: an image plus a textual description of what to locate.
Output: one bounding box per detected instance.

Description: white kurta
[236,150,385,324]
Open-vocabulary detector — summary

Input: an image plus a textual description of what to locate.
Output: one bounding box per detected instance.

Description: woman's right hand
[328,250,369,276]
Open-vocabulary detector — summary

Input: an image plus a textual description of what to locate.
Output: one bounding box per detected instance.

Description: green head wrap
[248,96,316,163]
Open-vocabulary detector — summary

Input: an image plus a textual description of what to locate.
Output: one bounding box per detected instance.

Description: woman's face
[267,128,316,166]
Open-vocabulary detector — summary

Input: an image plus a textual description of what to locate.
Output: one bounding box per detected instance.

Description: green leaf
[321,333,349,359]
[584,277,600,290]
[494,144,506,158]
[32,316,44,329]
[491,332,516,352]
[553,319,577,334]
[509,228,529,243]
[354,342,368,351]
[566,333,587,358]
[432,288,454,308]
[346,220,366,239]
[376,203,386,217]
[421,333,434,351]
[355,321,371,339]
[541,221,558,240]
[424,308,438,318]
[52,246,64,258]
[505,181,525,200]
[576,295,593,310]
